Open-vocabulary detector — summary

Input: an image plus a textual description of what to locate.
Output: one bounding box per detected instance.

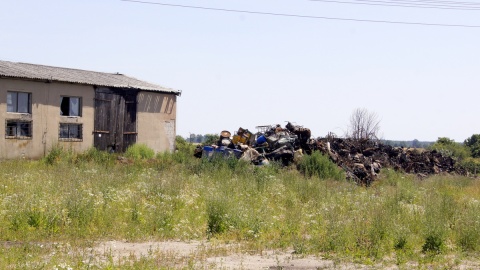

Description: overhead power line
[120,0,480,28]
[310,0,480,10]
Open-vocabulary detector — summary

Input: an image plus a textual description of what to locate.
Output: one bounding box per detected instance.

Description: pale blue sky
[1,0,479,142]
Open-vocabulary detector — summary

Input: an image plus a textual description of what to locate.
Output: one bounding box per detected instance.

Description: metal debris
[194,122,466,185]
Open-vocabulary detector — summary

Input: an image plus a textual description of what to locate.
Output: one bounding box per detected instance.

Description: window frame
[7,91,32,114]
[59,123,83,141]
[60,96,82,117]
[5,120,33,139]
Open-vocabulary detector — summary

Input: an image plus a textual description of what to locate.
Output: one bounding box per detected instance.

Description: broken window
[59,123,82,141]
[60,97,81,116]
[7,92,31,113]
[5,120,32,139]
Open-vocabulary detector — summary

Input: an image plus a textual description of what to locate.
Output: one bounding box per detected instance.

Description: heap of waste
[194,123,313,166]
[194,122,467,185]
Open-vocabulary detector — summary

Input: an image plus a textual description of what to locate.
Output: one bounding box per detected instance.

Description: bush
[124,143,155,160]
[297,151,344,180]
[43,145,77,165]
[429,137,470,160]
[175,135,195,155]
[422,234,443,253]
[459,157,480,175]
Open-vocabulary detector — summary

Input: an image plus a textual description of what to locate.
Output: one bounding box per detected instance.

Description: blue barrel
[256,135,267,144]
[202,146,214,158]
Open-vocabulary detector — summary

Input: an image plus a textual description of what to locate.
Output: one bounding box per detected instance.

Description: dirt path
[92,240,385,269]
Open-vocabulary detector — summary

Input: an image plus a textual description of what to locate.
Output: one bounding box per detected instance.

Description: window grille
[5,120,32,139]
[59,123,83,141]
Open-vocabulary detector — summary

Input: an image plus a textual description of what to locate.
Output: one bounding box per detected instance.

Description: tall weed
[125,143,155,160]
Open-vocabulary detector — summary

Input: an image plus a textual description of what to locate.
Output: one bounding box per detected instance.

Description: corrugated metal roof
[0,60,180,95]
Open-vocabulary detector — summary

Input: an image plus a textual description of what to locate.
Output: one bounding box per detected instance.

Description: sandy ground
[3,240,480,269]
[89,240,480,269]
[92,240,391,269]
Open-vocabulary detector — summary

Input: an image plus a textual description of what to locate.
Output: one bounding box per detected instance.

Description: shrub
[422,234,443,253]
[429,137,470,160]
[297,151,344,180]
[206,197,230,236]
[459,157,480,175]
[124,143,155,160]
[43,145,75,165]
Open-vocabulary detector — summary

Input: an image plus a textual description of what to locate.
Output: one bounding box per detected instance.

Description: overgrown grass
[125,143,155,160]
[1,146,480,268]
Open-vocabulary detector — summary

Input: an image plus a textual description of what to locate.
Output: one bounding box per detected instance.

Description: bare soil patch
[91,240,382,269]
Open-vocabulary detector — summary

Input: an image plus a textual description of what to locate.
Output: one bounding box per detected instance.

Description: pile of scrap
[315,137,466,185]
[194,122,314,166]
[193,122,466,185]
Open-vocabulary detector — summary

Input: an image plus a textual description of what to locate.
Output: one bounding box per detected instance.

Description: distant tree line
[186,133,219,145]
[382,139,433,148]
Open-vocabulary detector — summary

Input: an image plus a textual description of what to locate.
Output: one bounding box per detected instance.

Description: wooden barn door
[94,88,138,152]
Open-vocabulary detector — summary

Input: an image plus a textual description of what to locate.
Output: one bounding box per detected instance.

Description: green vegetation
[125,143,155,160]
[429,137,470,160]
[1,142,480,268]
[297,151,344,180]
[464,134,480,158]
[427,136,480,176]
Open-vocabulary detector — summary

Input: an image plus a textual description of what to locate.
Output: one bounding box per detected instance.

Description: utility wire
[120,0,480,28]
[311,0,480,10]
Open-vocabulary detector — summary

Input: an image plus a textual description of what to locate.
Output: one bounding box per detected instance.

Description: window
[60,97,81,116]
[5,120,32,139]
[7,92,31,113]
[59,123,82,141]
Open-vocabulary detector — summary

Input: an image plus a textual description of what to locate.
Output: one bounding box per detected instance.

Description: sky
[1,0,479,142]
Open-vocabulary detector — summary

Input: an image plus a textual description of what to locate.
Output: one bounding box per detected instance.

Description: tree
[435,137,456,146]
[204,134,220,146]
[347,108,381,141]
[195,134,204,143]
[464,134,480,158]
[189,133,196,143]
[412,139,420,148]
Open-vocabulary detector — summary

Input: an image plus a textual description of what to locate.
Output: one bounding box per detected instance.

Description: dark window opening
[5,120,32,139]
[59,123,82,141]
[60,97,81,116]
[7,92,31,113]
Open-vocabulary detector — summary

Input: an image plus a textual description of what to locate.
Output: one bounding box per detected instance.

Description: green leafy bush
[429,137,470,160]
[297,151,344,180]
[459,157,480,175]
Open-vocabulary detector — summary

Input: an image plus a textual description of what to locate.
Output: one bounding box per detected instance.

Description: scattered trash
[194,122,467,185]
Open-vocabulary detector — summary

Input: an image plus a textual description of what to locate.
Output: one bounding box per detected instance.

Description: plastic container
[256,135,267,145]
[202,146,214,158]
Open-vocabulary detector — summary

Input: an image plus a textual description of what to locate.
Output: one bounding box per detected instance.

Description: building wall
[0,78,94,159]
[137,91,177,153]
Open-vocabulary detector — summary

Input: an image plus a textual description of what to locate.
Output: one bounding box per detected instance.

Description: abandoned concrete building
[0,60,181,159]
